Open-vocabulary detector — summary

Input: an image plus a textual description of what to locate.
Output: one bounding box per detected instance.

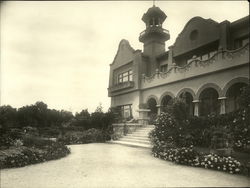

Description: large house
[108,5,249,121]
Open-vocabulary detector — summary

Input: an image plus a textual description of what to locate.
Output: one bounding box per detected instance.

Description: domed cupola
[139,5,170,49]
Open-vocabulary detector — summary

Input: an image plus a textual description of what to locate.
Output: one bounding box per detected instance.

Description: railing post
[156,69,160,78]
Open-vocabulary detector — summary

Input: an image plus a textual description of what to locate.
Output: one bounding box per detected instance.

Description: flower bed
[199,154,241,174]
[0,142,70,169]
[152,145,243,174]
[153,145,200,166]
[149,97,249,175]
[58,128,106,145]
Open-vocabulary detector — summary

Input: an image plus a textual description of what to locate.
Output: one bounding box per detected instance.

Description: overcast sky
[0,1,248,113]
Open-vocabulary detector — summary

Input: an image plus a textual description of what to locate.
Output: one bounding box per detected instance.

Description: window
[118,104,132,119]
[242,38,249,46]
[118,70,133,84]
[187,50,218,64]
[160,64,168,72]
[235,37,249,49]
[149,18,154,27]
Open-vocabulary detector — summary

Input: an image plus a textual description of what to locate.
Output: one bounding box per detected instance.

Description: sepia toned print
[0,1,249,188]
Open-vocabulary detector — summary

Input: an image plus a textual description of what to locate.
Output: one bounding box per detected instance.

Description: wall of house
[141,64,249,105]
[108,39,143,97]
[109,40,135,89]
[108,14,249,119]
[111,91,141,119]
[141,43,249,90]
[173,17,220,57]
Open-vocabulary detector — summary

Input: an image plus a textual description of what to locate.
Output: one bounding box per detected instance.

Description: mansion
[108,5,249,120]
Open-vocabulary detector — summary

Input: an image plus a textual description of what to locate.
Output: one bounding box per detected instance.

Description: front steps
[108,125,155,149]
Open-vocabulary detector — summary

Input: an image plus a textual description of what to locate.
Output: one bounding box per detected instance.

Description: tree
[95,103,103,113]
[74,109,91,128]
[0,105,17,128]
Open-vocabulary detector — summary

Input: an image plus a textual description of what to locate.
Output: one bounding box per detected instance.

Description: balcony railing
[139,26,169,39]
[108,81,135,92]
[142,43,249,87]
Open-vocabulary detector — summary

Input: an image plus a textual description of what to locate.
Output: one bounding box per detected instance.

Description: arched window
[226,83,247,113]
[199,88,219,116]
[149,18,154,27]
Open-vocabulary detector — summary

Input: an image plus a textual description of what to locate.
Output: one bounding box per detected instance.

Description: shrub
[0,142,70,169]
[150,97,248,175]
[38,127,60,137]
[23,136,54,149]
[238,85,250,109]
[82,128,105,143]
[58,128,106,145]
[153,146,200,166]
[199,154,242,174]
[0,128,24,149]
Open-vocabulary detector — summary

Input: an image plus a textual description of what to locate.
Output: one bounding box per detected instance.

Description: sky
[0,1,249,113]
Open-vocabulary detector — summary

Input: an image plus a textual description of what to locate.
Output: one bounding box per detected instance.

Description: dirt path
[1,144,249,187]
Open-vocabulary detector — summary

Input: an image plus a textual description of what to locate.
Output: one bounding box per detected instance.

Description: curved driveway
[1,144,250,187]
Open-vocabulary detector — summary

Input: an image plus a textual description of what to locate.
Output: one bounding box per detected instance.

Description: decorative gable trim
[110,39,135,66]
[172,17,220,56]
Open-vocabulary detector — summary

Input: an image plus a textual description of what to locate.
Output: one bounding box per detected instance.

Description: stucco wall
[109,40,135,88]
[111,91,141,119]
[173,17,220,56]
[141,64,249,105]
[142,44,249,90]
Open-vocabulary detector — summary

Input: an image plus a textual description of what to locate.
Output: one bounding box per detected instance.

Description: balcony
[141,43,249,89]
[108,81,135,93]
[139,26,170,42]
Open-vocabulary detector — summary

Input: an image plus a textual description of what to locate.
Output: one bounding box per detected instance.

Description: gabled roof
[173,16,219,46]
[231,15,249,28]
[110,39,135,66]
[173,16,220,56]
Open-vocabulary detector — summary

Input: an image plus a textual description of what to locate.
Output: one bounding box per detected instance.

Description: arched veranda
[225,82,247,113]
[199,88,220,116]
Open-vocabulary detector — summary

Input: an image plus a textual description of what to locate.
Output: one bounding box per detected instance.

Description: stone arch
[146,95,159,105]
[159,91,175,113]
[199,87,220,116]
[177,88,195,116]
[222,77,249,97]
[147,98,158,117]
[159,91,175,104]
[196,83,222,99]
[176,88,195,99]
[223,77,249,113]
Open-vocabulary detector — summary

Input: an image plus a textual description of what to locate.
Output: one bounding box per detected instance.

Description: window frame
[117,69,133,84]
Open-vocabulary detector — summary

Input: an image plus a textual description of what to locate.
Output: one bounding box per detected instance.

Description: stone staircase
[109,125,155,149]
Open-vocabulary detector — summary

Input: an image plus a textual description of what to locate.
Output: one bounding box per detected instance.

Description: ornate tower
[139,5,170,76]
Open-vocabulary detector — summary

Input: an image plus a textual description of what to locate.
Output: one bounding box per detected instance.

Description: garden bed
[149,88,250,176]
[0,142,70,169]
[152,145,250,176]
